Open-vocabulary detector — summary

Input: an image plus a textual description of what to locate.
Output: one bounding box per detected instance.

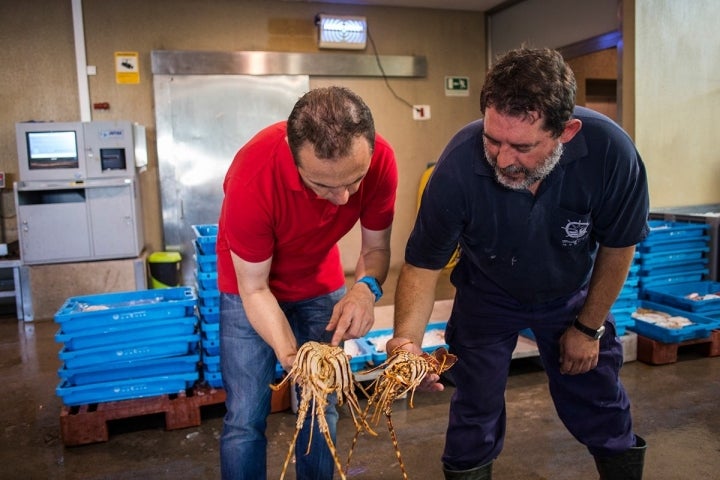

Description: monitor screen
[26,130,79,170]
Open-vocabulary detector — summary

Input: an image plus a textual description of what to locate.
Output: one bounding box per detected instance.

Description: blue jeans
[219,288,345,480]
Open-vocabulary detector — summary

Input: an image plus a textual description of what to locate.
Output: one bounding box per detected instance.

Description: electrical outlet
[413,105,431,120]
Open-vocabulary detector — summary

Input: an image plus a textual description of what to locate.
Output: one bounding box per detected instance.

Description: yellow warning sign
[115,52,140,84]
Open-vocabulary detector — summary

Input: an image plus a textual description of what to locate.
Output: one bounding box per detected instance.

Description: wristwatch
[357,276,383,302]
[573,318,606,340]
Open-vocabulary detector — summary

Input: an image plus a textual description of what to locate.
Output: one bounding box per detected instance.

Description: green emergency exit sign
[445,76,469,96]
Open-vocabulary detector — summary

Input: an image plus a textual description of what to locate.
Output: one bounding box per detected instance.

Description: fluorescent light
[317,14,367,50]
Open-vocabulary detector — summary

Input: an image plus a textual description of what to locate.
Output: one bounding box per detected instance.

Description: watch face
[595,325,606,339]
[574,319,605,340]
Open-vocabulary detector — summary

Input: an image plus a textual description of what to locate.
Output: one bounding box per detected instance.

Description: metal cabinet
[14,178,143,265]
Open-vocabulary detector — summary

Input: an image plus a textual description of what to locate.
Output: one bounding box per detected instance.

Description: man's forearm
[393,262,442,345]
[578,245,636,329]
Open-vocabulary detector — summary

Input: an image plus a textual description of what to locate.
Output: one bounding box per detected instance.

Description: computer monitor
[17,122,87,182]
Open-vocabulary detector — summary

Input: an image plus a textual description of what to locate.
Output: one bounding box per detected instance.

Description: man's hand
[385,337,445,392]
[559,325,600,375]
[326,282,376,345]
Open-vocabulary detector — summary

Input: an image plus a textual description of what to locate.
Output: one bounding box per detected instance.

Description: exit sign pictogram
[445,76,469,97]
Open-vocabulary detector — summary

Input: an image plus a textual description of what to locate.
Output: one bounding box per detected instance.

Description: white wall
[634,0,720,208]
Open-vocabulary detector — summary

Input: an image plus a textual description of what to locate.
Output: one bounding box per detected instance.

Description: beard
[485,141,564,191]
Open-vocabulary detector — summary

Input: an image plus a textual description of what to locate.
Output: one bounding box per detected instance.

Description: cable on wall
[367,28,419,114]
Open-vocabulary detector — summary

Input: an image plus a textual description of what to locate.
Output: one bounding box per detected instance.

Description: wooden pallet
[636,329,720,365]
[60,382,290,446]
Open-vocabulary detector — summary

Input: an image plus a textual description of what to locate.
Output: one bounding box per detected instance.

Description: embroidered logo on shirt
[561,220,590,246]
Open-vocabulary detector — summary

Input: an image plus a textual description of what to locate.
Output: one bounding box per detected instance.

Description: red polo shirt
[216,122,398,302]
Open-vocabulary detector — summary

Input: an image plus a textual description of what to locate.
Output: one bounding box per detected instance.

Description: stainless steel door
[153,74,309,285]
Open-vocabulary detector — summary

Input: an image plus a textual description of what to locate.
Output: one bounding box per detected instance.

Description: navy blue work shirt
[407,106,650,305]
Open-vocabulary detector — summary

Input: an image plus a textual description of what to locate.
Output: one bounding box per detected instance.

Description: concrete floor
[1,274,719,479]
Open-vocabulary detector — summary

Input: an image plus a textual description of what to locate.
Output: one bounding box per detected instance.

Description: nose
[327,187,351,205]
[495,143,516,169]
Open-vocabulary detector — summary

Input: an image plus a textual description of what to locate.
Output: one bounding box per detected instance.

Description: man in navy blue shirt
[388,47,649,480]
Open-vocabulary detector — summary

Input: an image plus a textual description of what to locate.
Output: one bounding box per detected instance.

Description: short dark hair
[480,47,576,137]
[287,86,376,163]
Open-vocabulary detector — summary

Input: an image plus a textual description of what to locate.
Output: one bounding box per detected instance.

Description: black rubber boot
[443,461,492,480]
[594,435,647,480]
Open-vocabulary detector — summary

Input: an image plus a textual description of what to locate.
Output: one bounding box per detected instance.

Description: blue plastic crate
[638,236,710,254]
[639,247,709,267]
[197,287,220,307]
[203,352,221,372]
[202,368,224,388]
[58,334,200,369]
[54,287,197,333]
[639,259,708,277]
[56,371,199,406]
[364,321,448,364]
[194,252,218,273]
[343,338,373,371]
[519,328,536,340]
[56,315,198,351]
[192,225,218,255]
[642,281,720,313]
[199,304,219,323]
[202,333,220,356]
[196,271,218,290]
[644,221,709,240]
[192,224,218,239]
[627,301,714,343]
[58,353,200,386]
[639,270,708,288]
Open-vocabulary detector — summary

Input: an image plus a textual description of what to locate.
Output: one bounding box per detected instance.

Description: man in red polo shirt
[216,86,398,479]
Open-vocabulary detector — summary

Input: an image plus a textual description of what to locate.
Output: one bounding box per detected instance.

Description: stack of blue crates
[192,224,223,388]
[54,287,200,406]
[610,253,642,336]
[637,220,710,291]
[191,224,379,379]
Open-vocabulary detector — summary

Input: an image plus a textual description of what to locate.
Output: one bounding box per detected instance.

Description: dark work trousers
[441,284,635,471]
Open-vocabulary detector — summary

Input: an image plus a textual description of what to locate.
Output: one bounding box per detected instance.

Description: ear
[559,118,582,144]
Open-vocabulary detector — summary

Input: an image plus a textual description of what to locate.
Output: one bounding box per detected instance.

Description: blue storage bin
[194,252,218,273]
[54,287,197,333]
[202,368,223,388]
[192,224,218,239]
[519,328,536,340]
[343,338,373,371]
[639,259,708,277]
[363,321,448,364]
[638,236,710,254]
[199,304,219,323]
[644,221,709,240]
[639,247,709,267]
[201,318,220,334]
[197,287,220,307]
[58,353,200,386]
[192,224,218,255]
[56,315,198,351]
[196,271,218,290]
[628,301,714,343]
[642,281,720,313]
[203,353,221,372]
[56,371,199,406]
[58,334,200,369]
[639,269,708,288]
[202,333,220,356]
